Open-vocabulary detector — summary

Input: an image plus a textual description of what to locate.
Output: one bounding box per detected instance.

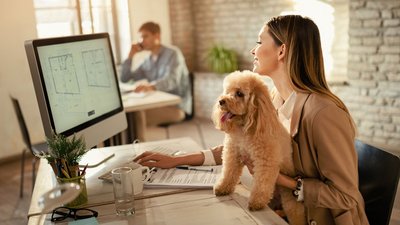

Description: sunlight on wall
[281,0,335,78]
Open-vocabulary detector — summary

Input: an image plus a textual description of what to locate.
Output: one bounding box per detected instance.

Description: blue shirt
[120,45,192,115]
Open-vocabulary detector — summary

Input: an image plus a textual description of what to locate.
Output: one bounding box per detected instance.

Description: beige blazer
[290,92,369,225]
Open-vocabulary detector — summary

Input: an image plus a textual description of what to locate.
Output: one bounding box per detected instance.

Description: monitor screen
[25,33,127,148]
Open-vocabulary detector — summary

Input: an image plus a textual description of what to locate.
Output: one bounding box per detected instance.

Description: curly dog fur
[212,71,305,225]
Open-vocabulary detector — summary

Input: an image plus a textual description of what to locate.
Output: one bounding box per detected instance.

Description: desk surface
[28,138,288,225]
[122,91,181,112]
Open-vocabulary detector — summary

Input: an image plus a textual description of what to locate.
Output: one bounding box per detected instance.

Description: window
[282,0,349,80]
[33,0,131,64]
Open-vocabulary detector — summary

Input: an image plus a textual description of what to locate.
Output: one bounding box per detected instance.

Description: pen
[81,163,89,176]
[176,166,214,172]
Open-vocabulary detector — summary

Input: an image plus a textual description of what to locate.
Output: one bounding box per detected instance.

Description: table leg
[133,110,147,142]
[126,112,135,144]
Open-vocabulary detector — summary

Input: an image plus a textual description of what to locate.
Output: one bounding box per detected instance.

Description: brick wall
[169,0,400,149]
[343,0,400,147]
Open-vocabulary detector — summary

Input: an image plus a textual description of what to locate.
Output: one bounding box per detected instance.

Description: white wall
[128,0,172,45]
[0,0,43,159]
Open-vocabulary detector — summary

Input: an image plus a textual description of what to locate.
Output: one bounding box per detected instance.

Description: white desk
[122,91,181,142]
[27,138,288,225]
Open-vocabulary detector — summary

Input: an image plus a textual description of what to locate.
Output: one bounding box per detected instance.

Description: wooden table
[122,91,181,143]
[27,137,288,225]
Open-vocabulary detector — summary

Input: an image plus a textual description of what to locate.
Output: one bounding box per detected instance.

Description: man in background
[120,22,192,126]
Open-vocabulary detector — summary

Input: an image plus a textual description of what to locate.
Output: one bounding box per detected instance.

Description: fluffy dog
[212,71,305,225]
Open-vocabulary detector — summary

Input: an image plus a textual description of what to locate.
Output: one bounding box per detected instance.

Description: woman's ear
[278,44,286,61]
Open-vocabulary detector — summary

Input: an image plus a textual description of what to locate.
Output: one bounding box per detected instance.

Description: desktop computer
[25,33,127,152]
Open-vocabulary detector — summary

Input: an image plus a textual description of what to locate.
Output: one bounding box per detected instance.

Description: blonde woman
[135,15,369,225]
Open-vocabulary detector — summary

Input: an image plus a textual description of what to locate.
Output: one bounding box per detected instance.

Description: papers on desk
[144,166,222,189]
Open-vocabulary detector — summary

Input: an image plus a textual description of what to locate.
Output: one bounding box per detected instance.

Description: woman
[134,15,369,225]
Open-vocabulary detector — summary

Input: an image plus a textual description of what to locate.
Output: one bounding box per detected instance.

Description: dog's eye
[236,91,244,98]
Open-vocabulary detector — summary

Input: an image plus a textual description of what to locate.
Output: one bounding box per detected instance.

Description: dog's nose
[219,99,226,106]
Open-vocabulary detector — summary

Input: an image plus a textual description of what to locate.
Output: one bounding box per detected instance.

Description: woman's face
[250,26,281,77]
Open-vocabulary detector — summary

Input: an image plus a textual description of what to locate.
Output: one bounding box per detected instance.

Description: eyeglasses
[51,206,98,222]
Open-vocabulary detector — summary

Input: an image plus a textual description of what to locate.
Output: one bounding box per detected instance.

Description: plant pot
[57,174,88,208]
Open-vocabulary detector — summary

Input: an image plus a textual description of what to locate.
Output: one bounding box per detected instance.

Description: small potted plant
[42,133,89,207]
[206,45,238,74]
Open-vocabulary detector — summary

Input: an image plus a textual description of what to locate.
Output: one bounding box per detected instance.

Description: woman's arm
[134,145,223,168]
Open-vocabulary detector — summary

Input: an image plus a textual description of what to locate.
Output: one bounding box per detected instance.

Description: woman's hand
[276,173,297,190]
[134,151,178,169]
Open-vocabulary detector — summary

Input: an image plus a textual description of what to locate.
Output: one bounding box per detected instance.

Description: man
[120,22,192,126]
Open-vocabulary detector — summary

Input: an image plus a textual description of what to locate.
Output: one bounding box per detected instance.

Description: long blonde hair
[266,15,355,129]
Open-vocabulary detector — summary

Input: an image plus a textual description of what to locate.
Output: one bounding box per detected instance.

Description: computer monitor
[25,33,127,148]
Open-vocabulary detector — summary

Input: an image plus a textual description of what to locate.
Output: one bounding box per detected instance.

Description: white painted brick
[350,19,363,27]
[348,80,377,88]
[367,55,385,63]
[378,63,400,72]
[363,19,382,27]
[393,116,400,123]
[384,36,400,45]
[349,28,379,37]
[348,62,377,72]
[349,46,378,54]
[381,106,400,115]
[363,37,383,45]
[383,19,400,27]
[366,1,400,10]
[354,9,380,19]
[379,46,400,54]
[394,8,400,18]
[380,90,400,98]
[350,1,365,9]
[349,37,362,45]
[378,81,400,89]
[382,10,393,19]
[388,73,400,81]
[384,27,400,36]
[385,54,400,63]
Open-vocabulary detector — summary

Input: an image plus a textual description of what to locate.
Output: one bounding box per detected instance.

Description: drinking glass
[111,167,135,216]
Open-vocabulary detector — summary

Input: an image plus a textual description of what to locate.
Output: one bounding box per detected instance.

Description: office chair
[160,72,206,147]
[355,139,400,225]
[11,96,48,198]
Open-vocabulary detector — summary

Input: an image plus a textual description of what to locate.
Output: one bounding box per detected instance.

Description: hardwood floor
[0,155,34,225]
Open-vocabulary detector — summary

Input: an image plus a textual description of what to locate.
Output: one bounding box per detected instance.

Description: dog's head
[212,71,279,135]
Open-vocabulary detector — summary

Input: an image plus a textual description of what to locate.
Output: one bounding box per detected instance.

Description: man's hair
[139,22,161,34]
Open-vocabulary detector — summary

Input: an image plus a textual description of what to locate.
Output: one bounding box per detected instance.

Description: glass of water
[111,167,135,216]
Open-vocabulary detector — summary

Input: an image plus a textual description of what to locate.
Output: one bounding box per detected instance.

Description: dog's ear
[243,93,257,133]
[243,82,280,137]
[211,101,221,130]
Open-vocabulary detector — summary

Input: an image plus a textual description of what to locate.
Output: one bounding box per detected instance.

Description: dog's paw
[248,200,267,211]
[214,184,234,196]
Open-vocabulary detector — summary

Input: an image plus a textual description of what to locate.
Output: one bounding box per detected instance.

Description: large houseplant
[206,45,238,74]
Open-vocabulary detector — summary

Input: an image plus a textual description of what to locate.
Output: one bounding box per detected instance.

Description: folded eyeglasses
[50,206,98,222]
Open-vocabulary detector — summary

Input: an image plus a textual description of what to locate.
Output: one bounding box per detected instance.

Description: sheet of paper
[145,166,222,188]
[68,217,99,225]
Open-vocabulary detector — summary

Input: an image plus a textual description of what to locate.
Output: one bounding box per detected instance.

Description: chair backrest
[355,139,400,225]
[184,71,195,120]
[11,96,32,149]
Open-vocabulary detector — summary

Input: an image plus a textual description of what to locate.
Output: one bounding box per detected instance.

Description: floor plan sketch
[49,54,80,94]
[82,49,111,88]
